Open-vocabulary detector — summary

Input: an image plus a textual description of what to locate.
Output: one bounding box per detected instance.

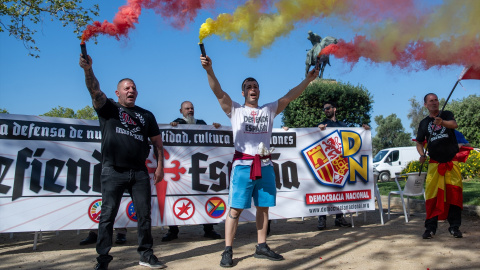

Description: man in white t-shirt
[200,54,319,267]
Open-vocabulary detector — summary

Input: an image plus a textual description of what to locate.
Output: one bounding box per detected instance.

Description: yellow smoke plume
[199,0,479,68]
[199,0,346,57]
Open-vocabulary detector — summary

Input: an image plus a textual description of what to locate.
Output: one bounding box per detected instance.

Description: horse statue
[305,33,338,78]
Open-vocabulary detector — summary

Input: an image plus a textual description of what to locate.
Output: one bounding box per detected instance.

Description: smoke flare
[81,0,215,42]
[200,0,480,68]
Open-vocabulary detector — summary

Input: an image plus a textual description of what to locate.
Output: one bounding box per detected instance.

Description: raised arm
[79,54,107,109]
[200,55,232,114]
[150,134,165,185]
[276,67,319,115]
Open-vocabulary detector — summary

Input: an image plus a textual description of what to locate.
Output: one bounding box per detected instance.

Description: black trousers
[425,204,462,233]
[96,166,153,263]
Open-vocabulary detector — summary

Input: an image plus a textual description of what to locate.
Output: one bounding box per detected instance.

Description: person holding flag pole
[416,66,479,240]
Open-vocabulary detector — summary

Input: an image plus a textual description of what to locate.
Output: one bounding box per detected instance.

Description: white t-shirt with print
[228,100,278,167]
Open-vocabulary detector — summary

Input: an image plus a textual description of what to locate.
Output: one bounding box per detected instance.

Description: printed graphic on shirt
[243,110,270,134]
[428,121,449,142]
[116,108,144,142]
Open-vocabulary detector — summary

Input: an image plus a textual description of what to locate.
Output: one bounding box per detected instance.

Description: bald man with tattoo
[80,53,166,270]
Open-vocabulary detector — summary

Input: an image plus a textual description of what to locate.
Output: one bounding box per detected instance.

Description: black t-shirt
[172,118,207,125]
[317,119,347,127]
[416,110,458,163]
[96,99,160,170]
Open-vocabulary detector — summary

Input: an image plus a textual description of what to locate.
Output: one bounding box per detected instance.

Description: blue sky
[1,1,478,138]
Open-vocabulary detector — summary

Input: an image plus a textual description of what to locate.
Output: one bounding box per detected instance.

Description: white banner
[0,114,374,233]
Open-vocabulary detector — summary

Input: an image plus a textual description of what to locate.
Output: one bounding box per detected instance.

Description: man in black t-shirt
[163,101,222,241]
[416,93,462,240]
[80,54,166,270]
[316,101,370,230]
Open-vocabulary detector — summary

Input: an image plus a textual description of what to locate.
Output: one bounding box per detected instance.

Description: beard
[185,115,196,124]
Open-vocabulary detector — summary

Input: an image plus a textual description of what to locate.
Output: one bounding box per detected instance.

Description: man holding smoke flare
[200,51,319,267]
[79,50,166,270]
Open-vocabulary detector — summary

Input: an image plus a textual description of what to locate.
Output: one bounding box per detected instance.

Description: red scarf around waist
[233,150,271,180]
[429,146,472,176]
[429,159,453,176]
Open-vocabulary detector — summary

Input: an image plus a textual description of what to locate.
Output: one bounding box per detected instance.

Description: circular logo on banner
[126,201,137,222]
[173,198,195,220]
[205,197,226,218]
[88,199,102,223]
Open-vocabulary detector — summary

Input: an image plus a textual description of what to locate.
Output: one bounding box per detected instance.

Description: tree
[282,80,373,128]
[0,108,8,114]
[372,114,414,155]
[407,95,447,136]
[445,94,480,147]
[406,96,427,136]
[41,105,97,120]
[41,106,75,118]
[408,94,479,147]
[0,1,99,57]
[75,105,98,120]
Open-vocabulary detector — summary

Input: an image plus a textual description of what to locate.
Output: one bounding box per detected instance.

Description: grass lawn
[377,177,480,206]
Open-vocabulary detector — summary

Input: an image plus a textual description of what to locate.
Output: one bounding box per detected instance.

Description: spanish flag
[425,147,472,220]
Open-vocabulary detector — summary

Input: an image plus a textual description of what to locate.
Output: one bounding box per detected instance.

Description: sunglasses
[323,106,333,111]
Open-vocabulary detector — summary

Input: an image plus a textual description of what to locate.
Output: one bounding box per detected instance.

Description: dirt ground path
[1,205,479,270]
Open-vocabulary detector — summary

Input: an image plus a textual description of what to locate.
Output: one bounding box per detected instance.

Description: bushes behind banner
[401,149,480,179]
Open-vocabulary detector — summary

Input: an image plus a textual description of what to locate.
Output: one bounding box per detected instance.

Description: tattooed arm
[79,54,107,109]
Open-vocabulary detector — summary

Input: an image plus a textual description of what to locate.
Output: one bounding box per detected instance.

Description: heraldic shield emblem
[302,131,349,187]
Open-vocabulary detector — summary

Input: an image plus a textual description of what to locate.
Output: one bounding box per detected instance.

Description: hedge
[401,149,480,179]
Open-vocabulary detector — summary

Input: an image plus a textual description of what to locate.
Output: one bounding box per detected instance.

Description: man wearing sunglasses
[317,101,370,230]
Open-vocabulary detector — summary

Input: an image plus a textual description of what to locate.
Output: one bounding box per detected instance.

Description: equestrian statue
[305,31,337,79]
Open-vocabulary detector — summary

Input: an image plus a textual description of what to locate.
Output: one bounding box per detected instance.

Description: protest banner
[0,114,373,233]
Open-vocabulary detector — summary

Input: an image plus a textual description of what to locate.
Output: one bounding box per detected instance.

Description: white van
[373,146,419,181]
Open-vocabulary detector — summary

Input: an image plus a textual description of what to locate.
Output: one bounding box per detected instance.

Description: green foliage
[377,178,480,206]
[282,79,373,128]
[41,106,75,118]
[0,0,99,57]
[445,94,480,147]
[400,158,429,175]
[75,105,98,120]
[401,150,480,179]
[407,95,446,137]
[462,178,480,206]
[372,114,414,155]
[0,108,8,114]
[41,105,97,120]
[377,180,424,200]
[458,149,480,179]
[406,96,427,136]
[407,94,478,147]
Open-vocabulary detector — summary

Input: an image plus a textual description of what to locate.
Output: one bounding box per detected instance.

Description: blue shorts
[228,165,276,209]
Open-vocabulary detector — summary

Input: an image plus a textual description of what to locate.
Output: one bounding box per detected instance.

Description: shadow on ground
[1,207,479,270]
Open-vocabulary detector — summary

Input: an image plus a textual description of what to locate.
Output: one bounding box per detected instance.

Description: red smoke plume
[81,0,215,43]
[321,36,480,70]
